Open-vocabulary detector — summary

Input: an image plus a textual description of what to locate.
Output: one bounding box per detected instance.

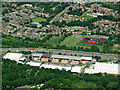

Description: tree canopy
[2,59,120,89]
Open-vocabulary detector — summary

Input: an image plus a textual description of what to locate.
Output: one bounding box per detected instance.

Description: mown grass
[59,34,104,51]
[60,34,91,47]
[82,14,95,19]
[32,17,47,22]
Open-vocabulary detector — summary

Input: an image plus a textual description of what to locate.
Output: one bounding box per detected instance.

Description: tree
[79,62,82,65]
[93,10,97,13]
[91,45,100,52]
[7,50,11,53]
[2,17,9,22]
[82,32,87,35]
[59,59,62,62]
[58,52,61,55]
[2,9,8,15]
[29,55,32,60]
[106,82,118,88]
[91,31,95,35]
[96,30,100,35]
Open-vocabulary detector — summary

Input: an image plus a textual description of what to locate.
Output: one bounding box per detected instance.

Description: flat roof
[51,55,81,60]
[42,54,52,57]
[40,64,82,73]
[19,57,26,61]
[32,53,43,57]
[71,66,81,73]
[26,62,41,66]
[85,62,120,74]
[40,64,71,71]
[32,53,92,60]
[80,57,92,60]
[3,53,23,61]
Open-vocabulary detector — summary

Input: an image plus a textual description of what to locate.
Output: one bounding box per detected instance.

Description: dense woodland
[2,59,120,89]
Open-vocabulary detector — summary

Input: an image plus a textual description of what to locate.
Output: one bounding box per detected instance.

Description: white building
[80,57,92,61]
[40,64,71,71]
[3,53,23,61]
[26,62,41,66]
[26,62,82,73]
[19,57,26,62]
[85,62,120,75]
[71,66,81,73]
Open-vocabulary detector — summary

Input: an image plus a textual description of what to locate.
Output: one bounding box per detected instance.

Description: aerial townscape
[1,1,120,89]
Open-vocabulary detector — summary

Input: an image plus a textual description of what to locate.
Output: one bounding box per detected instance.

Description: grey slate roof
[51,55,81,60]
[32,53,43,57]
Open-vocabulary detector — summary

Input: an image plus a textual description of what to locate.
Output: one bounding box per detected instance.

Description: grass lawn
[32,17,47,22]
[82,12,95,19]
[60,34,91,47]
[59,34,104,51]
[82,14,95,19]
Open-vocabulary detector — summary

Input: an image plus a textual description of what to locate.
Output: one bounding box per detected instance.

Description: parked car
[30,48,35,50]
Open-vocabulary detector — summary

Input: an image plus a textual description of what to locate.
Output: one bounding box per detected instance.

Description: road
[1,48,119,60]
[49,5,73,23]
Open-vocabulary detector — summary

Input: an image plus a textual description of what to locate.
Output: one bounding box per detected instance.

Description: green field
[60,34,91,47]
[32,17,47,22]
[82,12,95,19]
[59,34,104,51]
[82,14,95,18]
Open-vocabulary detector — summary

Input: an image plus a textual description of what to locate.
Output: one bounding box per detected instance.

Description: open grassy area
[82,11,95,19]
[59,34,104,51]
[32,17,47,22]
[60,34,91,47]
[82,14,95,19]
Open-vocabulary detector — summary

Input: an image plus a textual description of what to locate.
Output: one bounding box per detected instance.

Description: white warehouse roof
[32,53,43,57]
[26,62,41,66]
[40,64,71,71]
[71,66,81,73]
[26,62,82,73]
[3,53,23,61]
[80,57,92,61]
[85,62,120,75]
[95,62,120,74]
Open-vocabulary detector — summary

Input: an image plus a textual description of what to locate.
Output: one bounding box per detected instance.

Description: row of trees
[54,44,100,52]
[2,59,120,89]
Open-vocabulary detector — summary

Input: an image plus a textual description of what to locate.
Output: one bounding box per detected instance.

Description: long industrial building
[85,62,120,75]
[32,53,93,64]
[26,62,82,73]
